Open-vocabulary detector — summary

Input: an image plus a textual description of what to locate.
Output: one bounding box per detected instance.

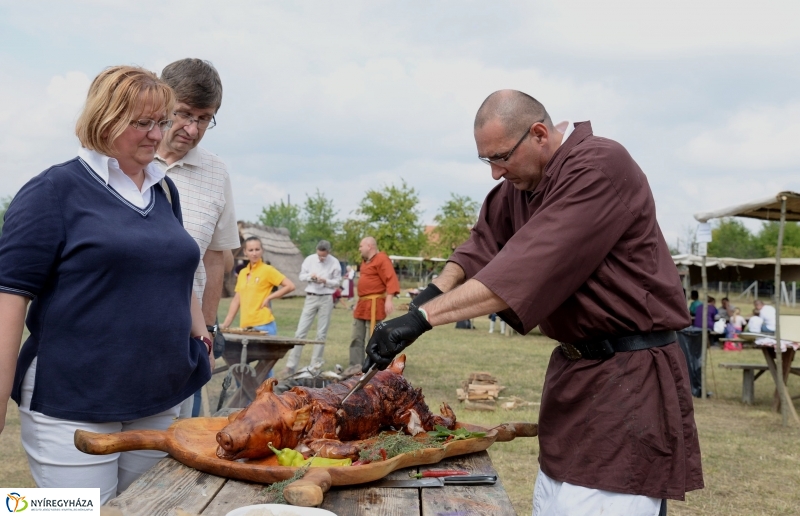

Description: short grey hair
[316,240,331,252]
[474,89,552,137]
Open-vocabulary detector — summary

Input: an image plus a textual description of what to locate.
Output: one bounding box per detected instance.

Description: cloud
[683,101,800,169]
[0,70,90,190]
[517,0,800,57]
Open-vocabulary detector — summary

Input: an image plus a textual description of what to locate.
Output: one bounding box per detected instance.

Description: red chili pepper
[410,470,470,478]
[352,460,370,466]
[379,448,388,461]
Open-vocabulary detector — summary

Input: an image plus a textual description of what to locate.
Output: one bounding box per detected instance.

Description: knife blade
[340,364,378,405]
[370,475,498,488]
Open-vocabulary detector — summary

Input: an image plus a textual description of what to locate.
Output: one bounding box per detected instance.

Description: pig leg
[306,438,363,460]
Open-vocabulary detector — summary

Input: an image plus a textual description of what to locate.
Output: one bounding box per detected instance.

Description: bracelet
[195,335,213,354]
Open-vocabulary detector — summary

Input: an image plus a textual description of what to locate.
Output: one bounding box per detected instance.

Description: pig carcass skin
[215,354,456,461]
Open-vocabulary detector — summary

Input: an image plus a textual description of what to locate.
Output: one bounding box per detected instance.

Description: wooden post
[773,196,793,426]
[701,255,708,400]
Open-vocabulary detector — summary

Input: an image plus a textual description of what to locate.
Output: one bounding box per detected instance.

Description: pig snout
[215,431,246,459]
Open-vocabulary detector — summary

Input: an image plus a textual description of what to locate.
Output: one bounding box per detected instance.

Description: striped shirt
[155,146,239,299]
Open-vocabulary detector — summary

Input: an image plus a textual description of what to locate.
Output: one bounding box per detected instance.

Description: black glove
[363,309,432,372]
[409,283,443,311]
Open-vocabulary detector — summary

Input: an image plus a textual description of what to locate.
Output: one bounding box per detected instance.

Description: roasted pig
[215,354,456,460]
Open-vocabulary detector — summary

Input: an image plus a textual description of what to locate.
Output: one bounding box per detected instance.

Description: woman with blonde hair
[0,66,212,502]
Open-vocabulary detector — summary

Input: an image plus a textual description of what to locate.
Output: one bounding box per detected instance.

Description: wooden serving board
[74,417,536,491]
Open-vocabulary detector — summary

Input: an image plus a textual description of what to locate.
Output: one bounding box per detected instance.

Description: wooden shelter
[694,191,800,425]
[224,222,307,297]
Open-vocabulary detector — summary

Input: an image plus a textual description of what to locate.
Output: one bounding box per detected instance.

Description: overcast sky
[2,1,799,249]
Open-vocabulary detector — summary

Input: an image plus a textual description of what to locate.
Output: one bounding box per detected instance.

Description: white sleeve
[324,260,342,288]
[207,169,240,251]
[298,256,313,282]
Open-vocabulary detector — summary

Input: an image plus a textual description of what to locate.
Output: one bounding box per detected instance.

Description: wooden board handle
[283,468,332,507]
[493,422,538,442]
[74,429,169,455]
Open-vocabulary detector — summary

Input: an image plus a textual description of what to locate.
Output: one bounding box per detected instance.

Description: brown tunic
[449,121,703,500]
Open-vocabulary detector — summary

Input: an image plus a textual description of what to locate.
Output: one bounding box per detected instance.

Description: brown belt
[360,293,387,337]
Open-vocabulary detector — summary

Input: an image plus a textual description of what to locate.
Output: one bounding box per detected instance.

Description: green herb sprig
[427,425,486,442]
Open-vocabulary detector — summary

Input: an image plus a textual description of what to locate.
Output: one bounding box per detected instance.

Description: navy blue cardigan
[0,158,210,421]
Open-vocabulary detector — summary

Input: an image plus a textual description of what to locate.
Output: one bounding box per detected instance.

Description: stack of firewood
[456,372,504,411]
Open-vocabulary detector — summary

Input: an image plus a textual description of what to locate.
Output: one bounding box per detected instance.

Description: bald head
[359,236,378,261]
[475,90,552,137]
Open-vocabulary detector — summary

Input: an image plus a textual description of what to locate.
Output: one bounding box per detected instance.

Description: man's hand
[385,295,395,316]
[363,309,432,372]
[409,283,443,311]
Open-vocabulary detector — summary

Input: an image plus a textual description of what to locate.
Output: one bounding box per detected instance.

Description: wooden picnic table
[723,335,797,411]
[104,450,517,516]
[219,332,322,408]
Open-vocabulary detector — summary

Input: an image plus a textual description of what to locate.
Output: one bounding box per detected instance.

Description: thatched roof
[230,222,307,297]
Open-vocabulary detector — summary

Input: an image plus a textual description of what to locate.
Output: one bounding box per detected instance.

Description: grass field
[2,296,800,515]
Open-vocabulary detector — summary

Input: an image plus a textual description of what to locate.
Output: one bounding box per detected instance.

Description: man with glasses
[156,59,239,417]
[363,90,702,515]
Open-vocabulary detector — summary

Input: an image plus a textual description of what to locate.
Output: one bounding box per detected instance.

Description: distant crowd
[688,290,776,338]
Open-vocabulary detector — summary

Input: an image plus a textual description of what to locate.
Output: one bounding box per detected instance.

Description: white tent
[694,191,800,426]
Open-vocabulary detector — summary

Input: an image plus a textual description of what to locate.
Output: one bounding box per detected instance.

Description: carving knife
[370,475,498,488]
[340,364,378,405]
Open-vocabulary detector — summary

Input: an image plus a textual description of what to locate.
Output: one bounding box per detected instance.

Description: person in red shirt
[349,237,400,368]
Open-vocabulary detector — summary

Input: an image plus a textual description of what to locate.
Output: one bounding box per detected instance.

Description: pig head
[215,379,311,460]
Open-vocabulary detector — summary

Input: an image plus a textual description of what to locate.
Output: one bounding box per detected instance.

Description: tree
[258,199,301,239]
[0,196,11,236]
[426,193,480,258]
[707,218,760,258]
[338,218,368,265]
[355,180,425,257]
[297,190,341,256]
[756,221,800,258]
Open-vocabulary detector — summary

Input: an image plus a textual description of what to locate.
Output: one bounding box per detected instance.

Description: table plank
[107,458,226,516]
[322,468,420,516]
[201,479,280,516]
[421,452,516,516]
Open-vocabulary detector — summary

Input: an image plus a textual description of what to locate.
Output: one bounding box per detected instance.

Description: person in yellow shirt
[221,236,295,334]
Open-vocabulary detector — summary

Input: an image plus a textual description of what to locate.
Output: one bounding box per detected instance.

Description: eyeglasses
[130,119,173,131]
[173,111,216,130]
[478,118,544,166]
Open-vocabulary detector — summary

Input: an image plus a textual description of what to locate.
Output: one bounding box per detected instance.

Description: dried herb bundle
[358,432,442,463]
[261,462,312,504]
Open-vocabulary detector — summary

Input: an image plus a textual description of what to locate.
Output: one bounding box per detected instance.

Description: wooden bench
[719,363,800,404]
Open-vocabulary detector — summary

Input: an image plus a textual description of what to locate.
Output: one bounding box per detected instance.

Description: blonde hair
[75,66,175,156]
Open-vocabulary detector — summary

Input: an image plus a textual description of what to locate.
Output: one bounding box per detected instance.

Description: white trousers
[286,294,333,371]
[19,358,180,504]
[533,469,662,516]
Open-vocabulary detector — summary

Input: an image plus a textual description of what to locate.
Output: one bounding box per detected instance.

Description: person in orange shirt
[349,236,400,367]
[221,236,295,334]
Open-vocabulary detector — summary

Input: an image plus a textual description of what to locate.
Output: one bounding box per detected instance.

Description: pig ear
[388,354,406,375]
[282,405,312,432]
[256,378,279,397]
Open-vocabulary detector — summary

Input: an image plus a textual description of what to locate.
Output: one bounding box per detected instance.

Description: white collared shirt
[555,120,574,147]
[298,253,342,295]
[78,147,165,209]
[154,146,239,299]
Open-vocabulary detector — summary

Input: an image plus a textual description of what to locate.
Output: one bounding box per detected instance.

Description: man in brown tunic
[364,90,703,514]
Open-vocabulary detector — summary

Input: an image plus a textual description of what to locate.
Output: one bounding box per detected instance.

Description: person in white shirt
[754,300,776,333]
[281,240,342,376]
[154,59,240,416]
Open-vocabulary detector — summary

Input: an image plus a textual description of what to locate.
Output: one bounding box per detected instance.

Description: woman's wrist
[194,335,213,354]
